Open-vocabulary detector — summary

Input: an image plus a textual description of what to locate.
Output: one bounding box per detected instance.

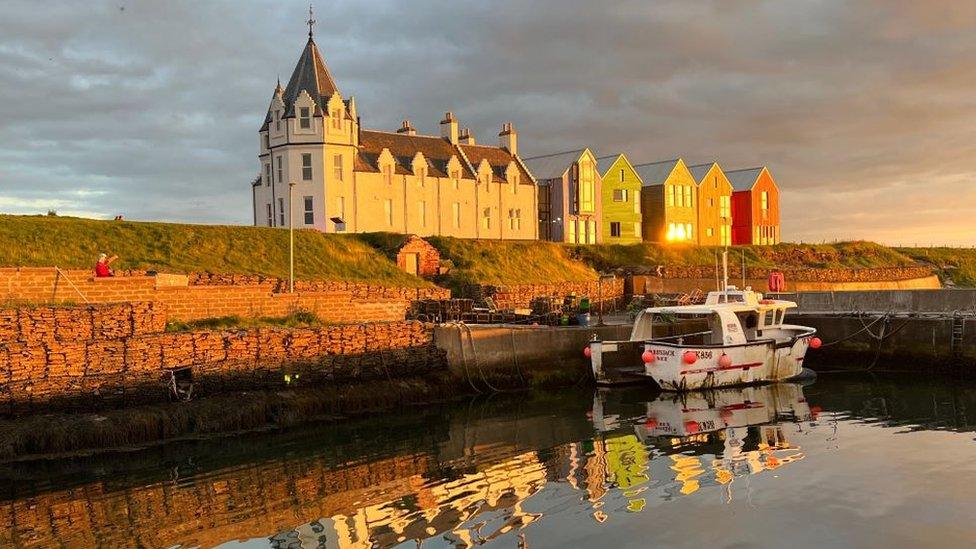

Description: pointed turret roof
[280,36,340,118]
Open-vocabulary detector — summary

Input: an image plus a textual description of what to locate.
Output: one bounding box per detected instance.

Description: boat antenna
[722,248,729,303]
[741,249,746,289]
[714,249,720,292]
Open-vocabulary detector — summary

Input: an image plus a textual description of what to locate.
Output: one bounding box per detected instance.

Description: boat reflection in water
[260,384,821,548]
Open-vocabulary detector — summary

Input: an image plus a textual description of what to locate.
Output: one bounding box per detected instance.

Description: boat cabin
[630,288,796,346]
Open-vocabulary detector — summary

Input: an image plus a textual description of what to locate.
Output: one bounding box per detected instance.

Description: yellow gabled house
[634,158,698,244]
[687,162,733,246]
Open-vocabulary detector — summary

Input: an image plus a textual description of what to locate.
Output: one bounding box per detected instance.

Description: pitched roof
[356,130,466,178]
[521,149,586,181]
[259,83,284,131]
[725,167,765,192]
[595,154,622,177]
[632,158,680,187]
[280,37,340,118]
[459,143,533,185]
[686,162,716,184]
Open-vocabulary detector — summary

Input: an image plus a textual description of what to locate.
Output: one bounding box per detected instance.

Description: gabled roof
[280,37,340,119]
[521,149,587,181]
[459,143,534,185]
[632,158,680,187]
[686,162,717,184]
[725,167,766,192]
[356,130,470,178]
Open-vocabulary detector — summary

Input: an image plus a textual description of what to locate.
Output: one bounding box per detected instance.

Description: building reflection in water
[257,383,819,549]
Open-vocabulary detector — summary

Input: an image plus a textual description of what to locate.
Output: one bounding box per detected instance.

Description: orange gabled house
[687,162,733,246]
[726,166,780,245]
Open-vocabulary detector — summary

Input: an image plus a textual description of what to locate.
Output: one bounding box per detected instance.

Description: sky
[1,0,974,246]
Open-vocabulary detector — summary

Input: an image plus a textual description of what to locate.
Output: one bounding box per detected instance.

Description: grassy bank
[0,215,428,287]
[575,241,917,272]
[426,237,598,288]
[898,247,976,287]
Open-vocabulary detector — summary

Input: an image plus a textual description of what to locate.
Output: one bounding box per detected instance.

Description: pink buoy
[645,417,658,429]
[682,351,698,365]
[642,350,655,364]
[583,346,592,358]
[718,353,733,368]
[809,337,822,350]
[684,419,700,434]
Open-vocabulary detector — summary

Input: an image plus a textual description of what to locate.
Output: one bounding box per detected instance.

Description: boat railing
[650,330,713,343]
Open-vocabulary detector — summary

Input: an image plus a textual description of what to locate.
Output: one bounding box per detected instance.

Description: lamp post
[289,180,296,293]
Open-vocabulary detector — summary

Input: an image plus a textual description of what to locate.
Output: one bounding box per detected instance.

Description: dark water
[3,373,976,548]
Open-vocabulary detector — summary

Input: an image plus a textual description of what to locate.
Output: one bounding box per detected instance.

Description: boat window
[764,310,776,326]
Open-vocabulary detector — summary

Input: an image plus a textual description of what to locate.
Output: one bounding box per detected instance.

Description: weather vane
[307,4,316,38]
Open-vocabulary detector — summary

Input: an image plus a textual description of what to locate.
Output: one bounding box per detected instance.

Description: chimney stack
[459,127,476,145]
[499,122,517,155]
[396,119,416,135]
[440,112,458,144]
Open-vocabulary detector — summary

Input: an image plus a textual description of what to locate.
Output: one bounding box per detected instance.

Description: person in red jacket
[94,253,118,277]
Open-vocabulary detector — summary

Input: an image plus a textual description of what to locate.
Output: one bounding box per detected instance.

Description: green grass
[575,241,918,271]
[897,247,976,287]
[426,237,598,287]
[165,310,326,332]
[0,215,428,287]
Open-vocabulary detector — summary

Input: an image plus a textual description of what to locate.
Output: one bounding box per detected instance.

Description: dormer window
[417,167,426,187]
[384,164,393,185]
[332,110,341,129]
[510,173,519,194]
[451,170,460,190]
[275,110,282,131]
[299,107,311,129]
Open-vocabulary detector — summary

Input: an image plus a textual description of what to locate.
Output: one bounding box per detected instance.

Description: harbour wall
[630,274,941,295]
[0,300,445,413]
[458,278,626,310]
[0,267,449,323]
[774,289,976,314]
[794,313,976,371]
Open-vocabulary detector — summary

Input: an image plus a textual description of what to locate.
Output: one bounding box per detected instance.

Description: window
[419,201,427,227]
[451,170,460,190]
[452,202,461,228]
[667,185,675,207]
[263,134,270,150]
[266,203,273,227]
[302,153,312,181]
[587,220,596,244]
[683,186,692,208]
[264,163,271,186]
[332,111,341,129]
[634,222,641,239]
[417,167,426,187]
[515,209,522,230]
[667,222,677,241]
[482,174,490,191]
[384,164,393,185]
[384,199,393,226]
[578,160,595,213]
[619,168,625,182]
[510,174,518,194]
[303,196,314,225]
[720,195,731,218]
[686,223,693,240]
[706,227,714,237]
[761,191,769,210]
[337,196,345,219]
[612,189,627,202]
[634,194,640,214]
[276,156,283,183]
[275,110,281,131]
[721,224,730,246]
[610,222,621,237]
[482,207,491,230]
[278,197,285,226]
[333,155,343,181]
[299,107,311,129]
[708,198,714,208]
[568,220,578,243]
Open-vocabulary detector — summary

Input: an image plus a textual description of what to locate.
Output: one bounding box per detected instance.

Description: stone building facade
[251,29,537,240]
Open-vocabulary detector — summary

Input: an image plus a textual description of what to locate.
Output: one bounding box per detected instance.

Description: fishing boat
[588,252,820,391]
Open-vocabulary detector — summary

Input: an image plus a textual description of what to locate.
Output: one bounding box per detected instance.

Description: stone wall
[461,278,626,310]
[657,265,933,283]
[0,268,450,323]
[0,301,445,412]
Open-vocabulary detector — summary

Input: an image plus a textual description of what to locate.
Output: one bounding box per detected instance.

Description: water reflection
[2,374,976,548]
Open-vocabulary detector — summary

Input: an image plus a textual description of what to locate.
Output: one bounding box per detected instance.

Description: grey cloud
[0,0,974,243]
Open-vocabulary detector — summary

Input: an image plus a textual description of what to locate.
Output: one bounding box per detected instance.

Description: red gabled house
[726,167,780,245]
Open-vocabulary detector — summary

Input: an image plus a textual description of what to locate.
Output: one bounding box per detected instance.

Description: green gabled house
[596,153,643,243]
